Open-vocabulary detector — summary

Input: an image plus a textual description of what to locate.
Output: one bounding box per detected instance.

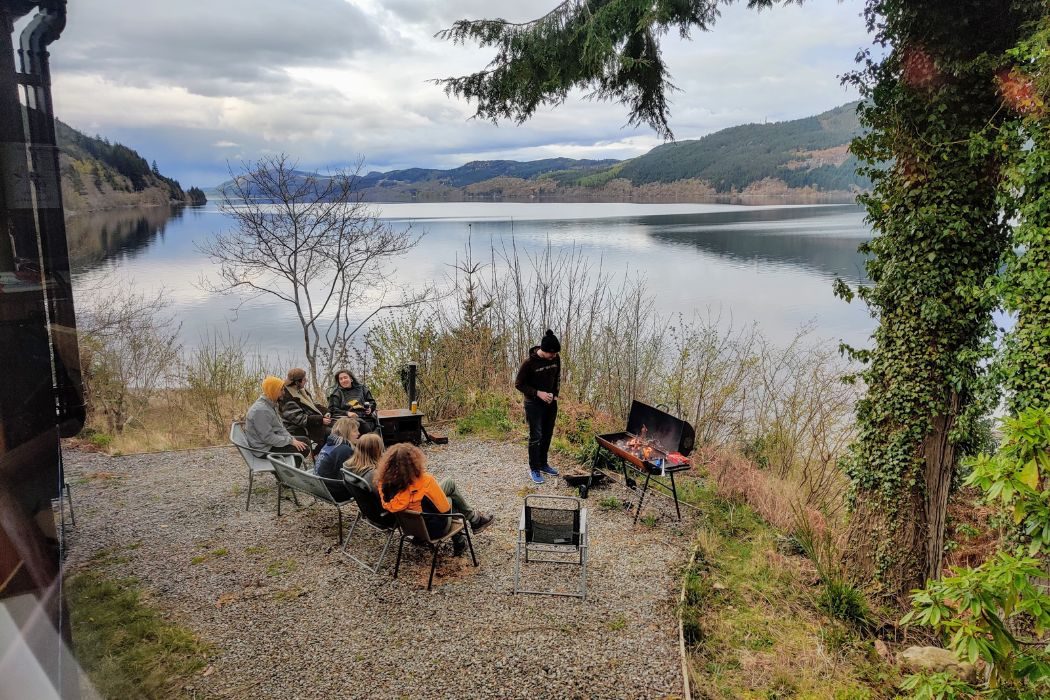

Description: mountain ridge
[215,102,865,203]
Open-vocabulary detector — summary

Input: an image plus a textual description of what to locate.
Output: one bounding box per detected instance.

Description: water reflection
[65,205,184,271]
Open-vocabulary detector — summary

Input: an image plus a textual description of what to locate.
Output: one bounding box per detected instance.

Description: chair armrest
[579,508,588,536]
[315,475,344,487]
[518,506,526,533]
[404,510,466,523]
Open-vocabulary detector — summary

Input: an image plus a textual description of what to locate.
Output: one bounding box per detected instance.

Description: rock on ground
[64,439,695,699]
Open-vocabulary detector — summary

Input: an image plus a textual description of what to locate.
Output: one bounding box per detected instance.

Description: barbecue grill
[591,401,695,523]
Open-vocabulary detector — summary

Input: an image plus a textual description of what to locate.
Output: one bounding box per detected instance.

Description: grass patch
[456,399,514,438]
[678,482,897,699]
[606,613,628,631]
[266,559,297,577]
[598,496,624,511]
[190,548,228,566]
[66,569,209,699]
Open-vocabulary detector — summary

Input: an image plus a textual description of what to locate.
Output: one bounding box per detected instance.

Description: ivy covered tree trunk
[841,0,1039,599]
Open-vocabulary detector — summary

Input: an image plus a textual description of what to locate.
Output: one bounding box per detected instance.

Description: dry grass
[679,486,898,699]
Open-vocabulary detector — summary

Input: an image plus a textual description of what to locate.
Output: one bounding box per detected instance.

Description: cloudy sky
[43,0,870,187]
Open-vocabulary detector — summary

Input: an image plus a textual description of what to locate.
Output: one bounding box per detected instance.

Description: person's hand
[364,405,373,415]
[537,391,554,404]
[291,438,308,452]
[322,414,332,426]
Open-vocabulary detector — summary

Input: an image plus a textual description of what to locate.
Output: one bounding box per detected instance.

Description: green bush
[818,578,870,627]
[456,400,513,437]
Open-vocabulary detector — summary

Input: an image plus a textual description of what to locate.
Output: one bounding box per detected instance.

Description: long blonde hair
[347,432,383,473]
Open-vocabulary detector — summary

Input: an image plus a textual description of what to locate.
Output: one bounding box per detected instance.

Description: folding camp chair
[267,453,355,545]
[393,510,477,591]
[340,469,399,573]
[514,495,589,599]
[230,421,297,510]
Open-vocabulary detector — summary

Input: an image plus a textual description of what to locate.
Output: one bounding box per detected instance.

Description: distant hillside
[55,120,207,214]
[614,102,866,192]
[215,102,866,203]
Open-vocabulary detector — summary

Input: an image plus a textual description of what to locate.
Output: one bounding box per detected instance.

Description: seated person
[244,376,309,458]
[344,432,383,487]
[376,444,494,555]
[327,368,378,434]
[313,415,360,500]
[280,368,331,457]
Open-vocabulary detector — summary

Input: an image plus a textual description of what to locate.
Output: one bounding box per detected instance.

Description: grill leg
[634,472,652,525]
[670,472,682,521]
[65,482,75,527]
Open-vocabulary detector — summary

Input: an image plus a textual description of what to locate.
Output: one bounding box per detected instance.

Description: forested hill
[215,102,866,202]
[613,102,866,192]
[55,120,206,214]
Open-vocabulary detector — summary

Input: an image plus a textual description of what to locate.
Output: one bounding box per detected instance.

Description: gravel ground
[64,439,695,700]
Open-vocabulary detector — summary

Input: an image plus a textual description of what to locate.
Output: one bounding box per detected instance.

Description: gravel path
[64,439,695,699]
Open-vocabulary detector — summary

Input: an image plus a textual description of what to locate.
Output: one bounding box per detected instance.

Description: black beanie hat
[540,329,561,353]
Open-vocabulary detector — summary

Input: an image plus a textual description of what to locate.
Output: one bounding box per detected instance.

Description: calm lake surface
[67,201,874,356]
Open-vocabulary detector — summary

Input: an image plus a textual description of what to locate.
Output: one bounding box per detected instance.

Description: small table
[377,409,425,445]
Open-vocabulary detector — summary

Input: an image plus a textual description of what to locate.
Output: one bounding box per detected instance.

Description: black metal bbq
[590,401,695,523]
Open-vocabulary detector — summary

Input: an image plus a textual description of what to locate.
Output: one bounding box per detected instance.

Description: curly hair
[286,368,307,386]
[376,443,425,500]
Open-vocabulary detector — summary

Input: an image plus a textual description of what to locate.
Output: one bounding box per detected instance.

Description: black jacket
[327,379,376,418]
[514,346,560,400]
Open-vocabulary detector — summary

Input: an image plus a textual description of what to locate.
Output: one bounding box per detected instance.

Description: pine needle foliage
[435,1,800,140]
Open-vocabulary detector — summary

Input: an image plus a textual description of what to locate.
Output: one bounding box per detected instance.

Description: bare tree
[77,281,182,433]
[201,154,426,388]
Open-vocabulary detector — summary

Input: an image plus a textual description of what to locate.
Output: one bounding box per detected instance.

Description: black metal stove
[591,401,695,523]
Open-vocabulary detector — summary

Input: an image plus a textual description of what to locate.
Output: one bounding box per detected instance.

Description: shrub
[818,578,870,627]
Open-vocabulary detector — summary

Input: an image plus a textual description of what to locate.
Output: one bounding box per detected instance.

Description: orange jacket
[379,473,451,538]
[379,473,450,514]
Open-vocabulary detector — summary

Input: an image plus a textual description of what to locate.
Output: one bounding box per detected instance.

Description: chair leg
[513,540,521,594]
[342,511,361,554]
[246,469,254,511]
[337,507,344,545]
[394,535,406,579]
[373,529,395,573]
[64,482,75,527]
[427,546,440,591]
[277,483,283,516]
[464,527,478,567]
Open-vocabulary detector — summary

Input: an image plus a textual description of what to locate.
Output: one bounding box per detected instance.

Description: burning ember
[613,425,690,466]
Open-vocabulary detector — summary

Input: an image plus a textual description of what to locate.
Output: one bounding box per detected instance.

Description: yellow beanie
[261,376,284,401]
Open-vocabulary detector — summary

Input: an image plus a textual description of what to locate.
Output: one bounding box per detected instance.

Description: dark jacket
[280,384,325,436]
[514,346,560,400]
[328,379,378,431]
[327,379,376,417]
[314,436,354,481]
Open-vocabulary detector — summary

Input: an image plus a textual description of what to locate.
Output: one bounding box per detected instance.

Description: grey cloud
[53,0,387,97]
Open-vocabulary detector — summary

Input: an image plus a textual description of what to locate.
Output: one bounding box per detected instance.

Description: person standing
[515,329,561,484]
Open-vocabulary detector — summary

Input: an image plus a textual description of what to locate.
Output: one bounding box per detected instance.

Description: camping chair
[392,510,477,591]
[230,421,296,510]
[514,495,589,599]
[340,469,399,573]
[267,453,354,545]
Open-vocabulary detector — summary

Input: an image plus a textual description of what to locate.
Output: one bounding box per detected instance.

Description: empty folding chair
[514,495,589,599]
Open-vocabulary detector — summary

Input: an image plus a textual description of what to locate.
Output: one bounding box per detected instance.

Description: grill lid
[625,400,695,456]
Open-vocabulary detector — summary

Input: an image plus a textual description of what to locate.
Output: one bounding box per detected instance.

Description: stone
[898,646,978,684]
